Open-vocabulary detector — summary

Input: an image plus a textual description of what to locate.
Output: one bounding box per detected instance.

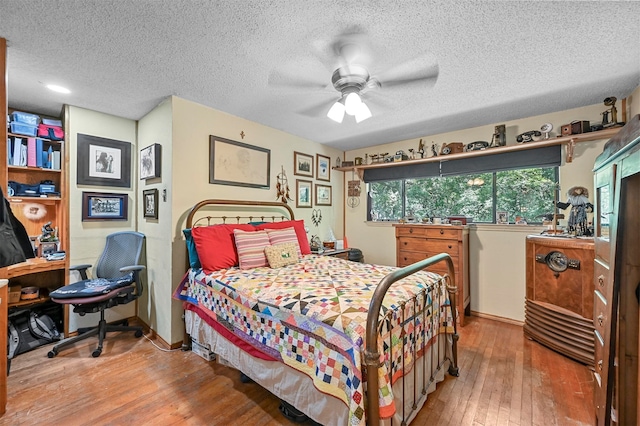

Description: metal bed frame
[183,199,459,425]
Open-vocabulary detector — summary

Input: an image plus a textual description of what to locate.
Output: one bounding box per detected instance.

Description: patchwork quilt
[174,255,453,425]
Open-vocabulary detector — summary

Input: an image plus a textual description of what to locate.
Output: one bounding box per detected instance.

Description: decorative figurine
[431,143,438,157]
[491,124,506,147]
[556,186,593,236]
[417,139,425,159]
[602,97,624,128]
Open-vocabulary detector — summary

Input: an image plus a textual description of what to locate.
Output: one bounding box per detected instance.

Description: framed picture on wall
[82,192,128,221]
[316,154,331,182]
[143,189,158,219]
[77,134,132,188]
[315,184,332,206]
[209,135,271,188]
[140,144,161,180]
[294,151,313,177]
[296,179,312,208]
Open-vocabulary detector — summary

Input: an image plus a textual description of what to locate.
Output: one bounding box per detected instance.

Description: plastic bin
[42,118,62,127]
[11,111,40,126]
[9,122,38,136]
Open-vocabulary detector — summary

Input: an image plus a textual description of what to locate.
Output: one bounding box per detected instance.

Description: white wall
[67,106,137,332]
[344,102,620,322]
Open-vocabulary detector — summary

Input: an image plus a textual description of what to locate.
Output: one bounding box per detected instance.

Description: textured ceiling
[1,1,639,151]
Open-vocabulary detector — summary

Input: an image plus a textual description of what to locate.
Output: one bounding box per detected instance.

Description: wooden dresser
[592,114,640,425]
[524,235,595,366]
[394,224,469,326]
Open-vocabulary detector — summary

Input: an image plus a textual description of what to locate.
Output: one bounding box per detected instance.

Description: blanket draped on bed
[174,255,452,426]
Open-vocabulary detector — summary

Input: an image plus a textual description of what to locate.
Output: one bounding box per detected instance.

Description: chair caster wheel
[135,330,143,338]
[92,349,102,358]
[48,349,58,358]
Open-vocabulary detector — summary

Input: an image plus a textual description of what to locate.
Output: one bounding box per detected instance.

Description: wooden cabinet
[592,114,640,426]
[0,38,70,340]
[524,235,595,366]
[394,224,469,326]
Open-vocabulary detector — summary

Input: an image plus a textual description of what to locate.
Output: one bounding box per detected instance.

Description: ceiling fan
[268,29,440,124]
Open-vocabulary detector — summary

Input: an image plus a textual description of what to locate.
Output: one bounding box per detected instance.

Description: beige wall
[67,106,138,332]
[168,96,344,344]
[344,102,625,322]
[136,99,173,339]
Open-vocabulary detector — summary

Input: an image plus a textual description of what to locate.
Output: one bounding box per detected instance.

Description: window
[368,167,558,224]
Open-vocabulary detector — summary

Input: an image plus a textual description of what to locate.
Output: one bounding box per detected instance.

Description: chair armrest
[119,265,146,273]
[70,264,93,281]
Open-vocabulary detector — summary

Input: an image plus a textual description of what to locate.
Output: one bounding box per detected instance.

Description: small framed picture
[294,151,313,177]
[496,211,508,224]
[143,189,158,219]
[82,192,128,221]
[296,179,312,208]
[315,184,332,206]
[140,143,161,180]
[316,154,331,182]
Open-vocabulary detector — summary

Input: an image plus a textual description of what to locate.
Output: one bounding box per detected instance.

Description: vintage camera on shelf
[466,141,489,151]
[560,120,591,136]
[440,142,464,155]
[393,150,409,162]
[516,130,542,143]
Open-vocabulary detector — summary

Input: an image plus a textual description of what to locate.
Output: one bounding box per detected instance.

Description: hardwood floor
[1,316,594,425]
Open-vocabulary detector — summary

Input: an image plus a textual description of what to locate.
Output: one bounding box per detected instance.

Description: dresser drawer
[426,227,460,240]
[397,250,458,267]
[396,226,428,237]
[396,225,461,241]
[397,238,459,257]
[594,259,612,302]
[593,290,608,340]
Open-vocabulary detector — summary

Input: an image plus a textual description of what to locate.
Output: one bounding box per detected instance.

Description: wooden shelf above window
[334,127,623,178]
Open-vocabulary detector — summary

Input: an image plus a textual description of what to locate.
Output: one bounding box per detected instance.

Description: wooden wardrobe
[592,114,640,425]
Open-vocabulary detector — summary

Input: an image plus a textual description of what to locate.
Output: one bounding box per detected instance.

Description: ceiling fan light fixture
[344,92,362,116]
[327,99,346,123]
[355,101,372,123]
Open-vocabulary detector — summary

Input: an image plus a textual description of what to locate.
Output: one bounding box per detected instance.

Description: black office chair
[48,231,146,358]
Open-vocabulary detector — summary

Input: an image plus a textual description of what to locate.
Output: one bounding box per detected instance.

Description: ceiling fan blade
[373,53,439,89]
[296,97,335,117]
[268,58,330,90]
[310,26,374,70]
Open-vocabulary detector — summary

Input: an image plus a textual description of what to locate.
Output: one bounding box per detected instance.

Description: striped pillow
[233,229,270,269]
[265,227,302,258]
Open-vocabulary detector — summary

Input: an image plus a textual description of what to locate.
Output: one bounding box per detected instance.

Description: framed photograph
[82,192,128,221]
[315,184,332,206]
[316,154,331,182]
[143,189,158,219]
[77,134,132,188]
[296,179,312,208]
[497,211,509,224]
[294,151,313,177]
[210,135,270,188]
[140,143,161,180]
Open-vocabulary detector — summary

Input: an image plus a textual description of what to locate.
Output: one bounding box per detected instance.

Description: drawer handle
[597,314,604,326]
[448,245,452,249]
[440,229,444,235]
[598,275,605,287]
[403,242,407,246]
[409,228,413,234]
[598,360,603,371]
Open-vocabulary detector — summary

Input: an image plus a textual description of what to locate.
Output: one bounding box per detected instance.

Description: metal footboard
[364,253,459,426]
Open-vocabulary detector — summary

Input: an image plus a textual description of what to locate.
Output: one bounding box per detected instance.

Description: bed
[174,199,459,426]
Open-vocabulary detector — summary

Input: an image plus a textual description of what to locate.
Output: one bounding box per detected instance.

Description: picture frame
[497,211,509,224]
[296,179,312,208]
[315,184,332,206]
[209,135,270,188]
[294,151,313,177]
[140,143,161,180]
[143,189,159,219]
[316,154,331,182]
[77,134,132,188]
[82,192,128,221]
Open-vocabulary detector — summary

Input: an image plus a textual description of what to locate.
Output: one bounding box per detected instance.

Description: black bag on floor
[8,310,60,359]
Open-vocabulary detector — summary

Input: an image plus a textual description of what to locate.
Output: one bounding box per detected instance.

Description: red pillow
[191,224,255,272]
[256,220,311,254]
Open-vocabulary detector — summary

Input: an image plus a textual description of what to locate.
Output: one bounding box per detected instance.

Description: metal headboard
[186,199,295,229]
